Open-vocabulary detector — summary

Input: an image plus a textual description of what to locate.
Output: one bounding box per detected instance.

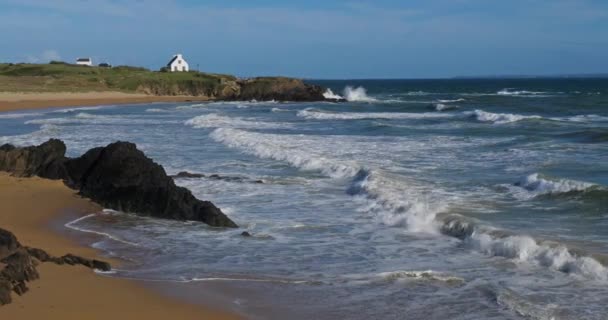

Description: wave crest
[185,114,291,129]
[466,109,542,124]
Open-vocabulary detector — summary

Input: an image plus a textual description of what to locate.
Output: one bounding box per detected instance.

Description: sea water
[1,78,607,319]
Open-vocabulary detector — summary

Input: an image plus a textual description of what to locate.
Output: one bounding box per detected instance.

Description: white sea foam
[558,114,608,123]
[146,108,169,113]
[466,109,542,124]
[498,89,545,96]
[0,112,44,119]
[51,105,108,113]
[510,173,597,199]
[323,88,343,100]
[376,270,464,283]
[0,124,61,146]
[185,114,291,129]
[434,103,459,112]
[496,288,560,320]
[437,98,465,103]
[210,128,444,232]
[467,232,608,280]
[65,213,140,247]
[405,91,433,96]
[271,107,290,112]
[297,108,454,120]
[343,86,377,102]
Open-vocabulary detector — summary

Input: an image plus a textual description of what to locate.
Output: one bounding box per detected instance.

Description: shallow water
[1,78,608,319]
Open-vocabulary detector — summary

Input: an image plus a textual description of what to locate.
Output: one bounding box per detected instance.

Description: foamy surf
[185,113,292,129]
[509,173,599,199]
[65,212,140,247]
[297,108,454,120]
[466,109,542,124]
[433,103,459,111]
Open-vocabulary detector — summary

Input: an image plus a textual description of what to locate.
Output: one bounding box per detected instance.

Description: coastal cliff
[0,63,329,102]
[0,139,238,228]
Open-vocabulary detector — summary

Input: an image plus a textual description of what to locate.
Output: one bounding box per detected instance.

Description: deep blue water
[1,78,607,319]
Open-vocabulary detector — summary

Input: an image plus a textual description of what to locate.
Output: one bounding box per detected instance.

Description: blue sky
[1,0,607,78]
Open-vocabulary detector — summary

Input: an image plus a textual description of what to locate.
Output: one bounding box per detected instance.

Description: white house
[76,57,92,66]
[167,54,189,72]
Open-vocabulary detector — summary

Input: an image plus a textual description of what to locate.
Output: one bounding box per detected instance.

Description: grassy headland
[0,62,326,102]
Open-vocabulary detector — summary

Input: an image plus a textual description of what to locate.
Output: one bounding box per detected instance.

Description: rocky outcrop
[136,76,329,102]
[0,140,237,228]
[0,139,67,179]
[230,77,326,102]
[0,228,110,305]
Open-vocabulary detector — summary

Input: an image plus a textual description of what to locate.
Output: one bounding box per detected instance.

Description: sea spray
[323,89,343,100]
[343,86,377,102]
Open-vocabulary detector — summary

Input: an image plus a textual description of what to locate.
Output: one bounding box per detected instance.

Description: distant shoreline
[0,91,212,112]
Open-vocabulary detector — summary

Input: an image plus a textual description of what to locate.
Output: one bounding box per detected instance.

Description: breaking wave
[297,108,454,120]
[185,113,292,129]
[497,89,558,97]
[271,107,290,112]
[466,110,542,124]
[508,173,601,200]
[146,108,169,113]
[0,124,61,146]
[467,232,607,280]
[433,103,459,112]
[210,128,443,233]
[343,86,377,102]
[211,128,608,280]
[0,112,44,119]
[437,98,465,103]
[323,86,378,102]
[323,89,343,100]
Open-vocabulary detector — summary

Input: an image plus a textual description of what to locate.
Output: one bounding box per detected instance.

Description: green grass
[0,63,237,94]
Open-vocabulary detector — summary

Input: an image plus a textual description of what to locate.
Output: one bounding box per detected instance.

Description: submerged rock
[172,171,265,184]
[171,171,206,179]
[0,228,110,306]
[0,140,237,228]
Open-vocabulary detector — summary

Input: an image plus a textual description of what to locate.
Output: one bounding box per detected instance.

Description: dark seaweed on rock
[0,140,237,228]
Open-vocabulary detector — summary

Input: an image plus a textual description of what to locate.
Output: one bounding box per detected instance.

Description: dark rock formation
[171,171,264,184]
[171,171,206,179]
[0,139,67,179]
[0,140,237,228]
[135,76,332,102]
[0,228,110,305]
[241,231,252,237]
[233,77,326,102]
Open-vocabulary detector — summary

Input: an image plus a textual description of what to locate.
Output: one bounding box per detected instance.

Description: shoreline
[0,91,212,113]
[0,173,241,319]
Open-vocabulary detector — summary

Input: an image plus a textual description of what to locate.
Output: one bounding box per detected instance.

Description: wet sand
[0,91,210,112]
[0,173,240,320]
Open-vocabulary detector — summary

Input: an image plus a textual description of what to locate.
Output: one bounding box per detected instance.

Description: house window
[178,60,182,64]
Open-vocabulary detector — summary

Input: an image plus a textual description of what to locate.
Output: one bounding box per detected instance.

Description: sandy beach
[0,91,211,112]
[0,173,240,320]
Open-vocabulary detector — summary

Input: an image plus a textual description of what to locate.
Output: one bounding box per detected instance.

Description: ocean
[1,78,607,319]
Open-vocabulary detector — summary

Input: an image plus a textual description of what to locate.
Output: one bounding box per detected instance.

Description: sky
[1,0,607,79]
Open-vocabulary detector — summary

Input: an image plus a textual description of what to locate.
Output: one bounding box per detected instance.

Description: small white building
[76,57,92,66]
[167,54,189,72]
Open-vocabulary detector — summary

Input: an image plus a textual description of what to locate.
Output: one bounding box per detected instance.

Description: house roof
[166,54,185,67]
[76,58,91,62]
